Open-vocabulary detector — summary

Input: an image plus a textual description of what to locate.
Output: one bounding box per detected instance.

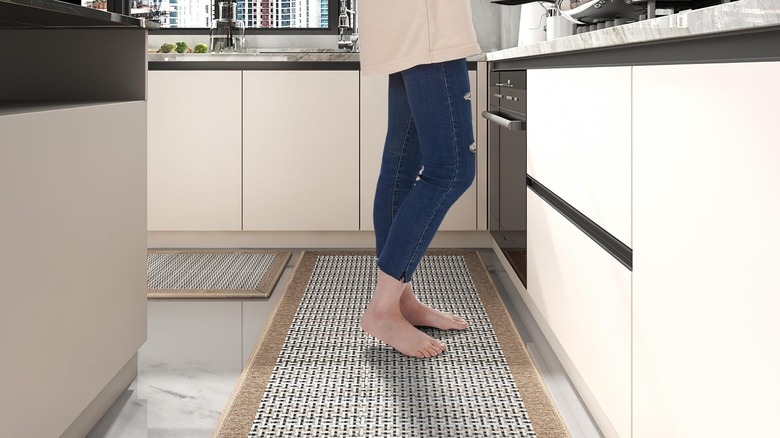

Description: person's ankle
[364,301,402,319]
[376,269,404,287]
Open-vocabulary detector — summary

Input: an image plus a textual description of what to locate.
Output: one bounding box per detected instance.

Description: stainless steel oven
[482,69,527,286]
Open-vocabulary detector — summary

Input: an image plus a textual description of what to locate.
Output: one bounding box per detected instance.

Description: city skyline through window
[83,0,330,29]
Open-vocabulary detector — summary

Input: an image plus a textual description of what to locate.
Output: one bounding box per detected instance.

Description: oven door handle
[481,110,526,131]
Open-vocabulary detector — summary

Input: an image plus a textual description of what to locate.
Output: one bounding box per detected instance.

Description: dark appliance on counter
[482,70,528,286]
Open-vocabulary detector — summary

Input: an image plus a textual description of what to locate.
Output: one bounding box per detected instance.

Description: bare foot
[360,269,446,358]
[400,283,469,330]
[360,307,446,359]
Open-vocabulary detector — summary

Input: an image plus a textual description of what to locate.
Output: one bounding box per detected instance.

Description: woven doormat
[213,250,569,438]
[147,249,291,299]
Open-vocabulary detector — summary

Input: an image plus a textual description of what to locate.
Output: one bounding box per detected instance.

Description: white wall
[471,0,504,51]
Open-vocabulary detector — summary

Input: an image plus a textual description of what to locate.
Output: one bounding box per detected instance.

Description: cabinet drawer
[527,67,631,246]
[527,187,631,438]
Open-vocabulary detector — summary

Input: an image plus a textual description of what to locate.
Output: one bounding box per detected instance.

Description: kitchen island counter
[1,1,150,437]
[487,0,780,68]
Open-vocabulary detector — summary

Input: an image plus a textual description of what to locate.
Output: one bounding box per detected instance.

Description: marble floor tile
[142,368,240,437]
[86,383,147,438]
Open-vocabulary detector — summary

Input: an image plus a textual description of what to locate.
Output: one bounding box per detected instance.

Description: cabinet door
[358,74,387,231]
[359,71,478,231]
[243,70,359,231]
[527,188,631,438]
[147,71,242,231]
[633,62,780,438]
[527,67,631,246]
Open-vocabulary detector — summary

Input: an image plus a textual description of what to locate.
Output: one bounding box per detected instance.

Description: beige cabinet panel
[527,188,631,438]
[527,67,632,246]
[632,62,780,438]
[147,71,242,231]
[359,71,478,231]
[358,74,387,231]
[1,103,147,437]
[243,70,359,230]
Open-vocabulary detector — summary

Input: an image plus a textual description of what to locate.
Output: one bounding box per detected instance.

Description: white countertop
[487,0,780,62]
[148,50,360,63]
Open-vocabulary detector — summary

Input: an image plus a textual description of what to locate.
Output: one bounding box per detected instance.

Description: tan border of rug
[212,250,569,438]
[147,249,292,299]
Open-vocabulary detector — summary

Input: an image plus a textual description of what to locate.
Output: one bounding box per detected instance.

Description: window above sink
[82,0,338,33]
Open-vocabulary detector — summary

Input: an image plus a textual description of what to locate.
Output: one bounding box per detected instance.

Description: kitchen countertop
[147,49,361,63]
[147,49,362,70]
[147,50,485,70]
[487,0,780,64]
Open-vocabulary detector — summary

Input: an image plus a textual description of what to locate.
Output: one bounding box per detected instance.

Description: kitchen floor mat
[147,249,291,299]
[212,250,569,438]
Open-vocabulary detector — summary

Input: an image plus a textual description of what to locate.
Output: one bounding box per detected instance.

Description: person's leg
[362,71,446,359]
[376,58,475,282]
[362,59,475,357]
[391,59,474,331]
[373,72,423,256]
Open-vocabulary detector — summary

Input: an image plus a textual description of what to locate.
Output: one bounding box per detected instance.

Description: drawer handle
[481,110,526,131]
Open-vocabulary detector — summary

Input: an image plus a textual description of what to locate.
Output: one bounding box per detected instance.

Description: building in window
[258,0,327,28]
[133,0,328,28]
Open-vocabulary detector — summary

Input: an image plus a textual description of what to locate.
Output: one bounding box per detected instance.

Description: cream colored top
[358,0,482,76]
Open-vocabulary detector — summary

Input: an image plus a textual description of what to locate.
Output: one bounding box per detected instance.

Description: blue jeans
[374,58,476,282]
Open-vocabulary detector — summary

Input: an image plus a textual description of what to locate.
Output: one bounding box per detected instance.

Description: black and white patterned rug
[247,253,538,437]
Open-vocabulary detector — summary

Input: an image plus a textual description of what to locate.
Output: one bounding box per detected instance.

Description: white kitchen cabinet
[527,67,632,246]
[147,71,242,231]
[358,74,387,231]
[632,62,780,438]
[243,70,360,230]
[527,188,631,438]
[525,67,633,438]
[359,70,479,231]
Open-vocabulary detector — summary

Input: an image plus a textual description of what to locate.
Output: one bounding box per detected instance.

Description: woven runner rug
[147,249,291,299]
[213,250,569,437]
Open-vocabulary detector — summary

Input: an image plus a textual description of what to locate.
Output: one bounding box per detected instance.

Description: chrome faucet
[337,0,358,52]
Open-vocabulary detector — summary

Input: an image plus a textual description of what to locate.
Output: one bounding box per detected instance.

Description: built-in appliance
[482,70,528,286]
